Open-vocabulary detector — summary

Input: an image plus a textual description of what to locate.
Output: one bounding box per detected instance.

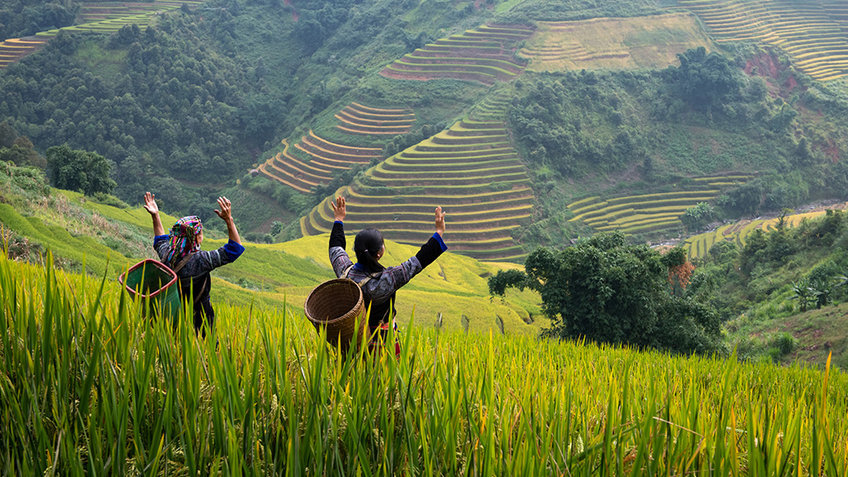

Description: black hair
[354,228,385,273]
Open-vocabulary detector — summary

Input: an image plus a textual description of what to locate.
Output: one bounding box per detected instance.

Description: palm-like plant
[791,279,814,313]
[810,278,833,309]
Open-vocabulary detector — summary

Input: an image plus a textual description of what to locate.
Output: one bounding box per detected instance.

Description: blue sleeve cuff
[334,220,343,225]
[153,234,169,246]
[224,240,245,258]
[432,232,447,252]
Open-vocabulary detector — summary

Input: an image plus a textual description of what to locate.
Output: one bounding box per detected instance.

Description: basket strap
[172,252,196,274]
[343,264,376,287]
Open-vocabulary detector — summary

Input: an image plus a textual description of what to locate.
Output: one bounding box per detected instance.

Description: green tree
[489,232,722,354]
[667,47,742,118]
[46,145,116,196]
[680,202,717,232]
[0,120,17,148]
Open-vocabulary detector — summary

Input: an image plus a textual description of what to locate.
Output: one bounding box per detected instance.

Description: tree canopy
[490,232,722,354]
[46,145,116,196]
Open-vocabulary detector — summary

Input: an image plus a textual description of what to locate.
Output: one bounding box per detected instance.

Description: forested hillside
[0,1,77,40]
[3,0,847,250]
[2,0,848,350]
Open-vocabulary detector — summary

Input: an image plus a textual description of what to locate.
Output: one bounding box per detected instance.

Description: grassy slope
[211,235,542,335]
[758,306,848,369]
[0,167,542,335]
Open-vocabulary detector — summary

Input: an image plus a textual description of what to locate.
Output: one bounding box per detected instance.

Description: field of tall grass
[1,251,846,475]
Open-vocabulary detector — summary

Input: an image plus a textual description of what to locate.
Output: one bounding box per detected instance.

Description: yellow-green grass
[216,235,542,330]
[343,177,521,191]
[373,162,524,177]
[604,191,719,205]
[520,13,714,72]
[570,197,717,222]
[275,152,331,183]
[348,101,414,116]
[0,190,540,332]
[620,219,681,233]
[381,23,532,85]
[569,190,720,213]
[303,130,382,155]
[681,0,848,81]
[336,124,409,136]
[401,55,524,70]
[3,252,846,474]
[605,212,684,227]
[310,198,531,224]
[335,113,413,125]
[339,185,533,203]
[58,190,178,230]
[595,215,681,230]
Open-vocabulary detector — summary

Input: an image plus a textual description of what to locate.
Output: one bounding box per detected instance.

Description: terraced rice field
[680,0,848,81]
[257,131,382,193]
[0,37,48,69]
[301,112,533,261]
[334,102,416,136]
[76,1,202,23]
[567,174,752,236]
[381,23,535,85]
[0,1,203,68]
[468,89,512,121]
[683,206,847,259]
[518,13,714,71]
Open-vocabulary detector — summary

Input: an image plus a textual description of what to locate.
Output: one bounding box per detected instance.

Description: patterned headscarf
[166,216,203,266]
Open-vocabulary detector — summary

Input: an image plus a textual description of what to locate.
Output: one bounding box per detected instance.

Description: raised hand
[143,192,159,216]
[435,206,445,236]
[331,196,346,222]
[214,196,233,222]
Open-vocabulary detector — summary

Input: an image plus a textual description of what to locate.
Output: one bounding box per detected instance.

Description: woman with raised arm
[143,192,245,335]
[328,195,447,356]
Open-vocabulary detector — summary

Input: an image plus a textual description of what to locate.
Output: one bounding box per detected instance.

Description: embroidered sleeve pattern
[330,246,354,278]
[329,221,353,277]
[362,256,423,303]
[154,239,172,262]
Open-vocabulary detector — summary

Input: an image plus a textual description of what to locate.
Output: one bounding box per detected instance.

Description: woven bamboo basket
[304,278,367,352]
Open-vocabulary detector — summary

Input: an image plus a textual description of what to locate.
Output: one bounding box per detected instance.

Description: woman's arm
[329,196,352,277]
[416,206,447,269]
[215,196,241,245]
[144,192,165,237]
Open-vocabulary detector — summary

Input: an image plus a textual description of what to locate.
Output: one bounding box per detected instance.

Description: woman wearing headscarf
[143,192,245,335]
[328,195,447,356]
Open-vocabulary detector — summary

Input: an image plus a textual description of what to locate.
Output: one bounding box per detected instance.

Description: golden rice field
[567,174,751,236]
[1,252,846,475]
[680,0,848,81]
[519,13,714,72]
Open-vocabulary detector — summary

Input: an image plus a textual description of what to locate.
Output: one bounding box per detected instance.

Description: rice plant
[1,251,846,475]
